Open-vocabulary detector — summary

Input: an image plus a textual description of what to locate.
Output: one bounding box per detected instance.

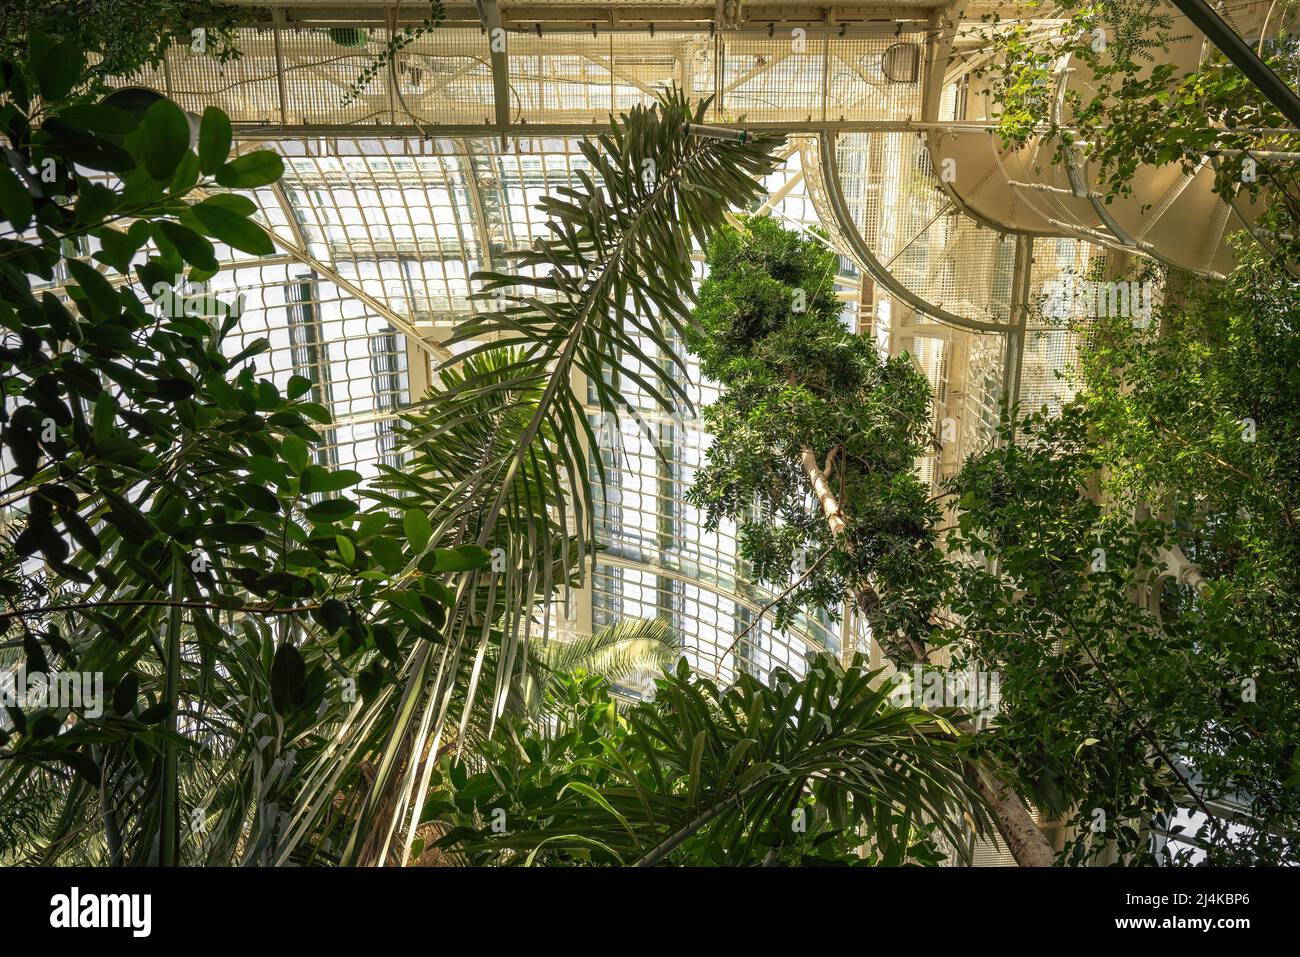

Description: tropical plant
[424,655,992,866]
[681,217,1056,866]
[0,40,488,865]
[0,1,242,88]
[685,216,944,663]
[939,247,1300,864]
[974,0,1299,265]
[536,617,681,693]
[274,92,784,866]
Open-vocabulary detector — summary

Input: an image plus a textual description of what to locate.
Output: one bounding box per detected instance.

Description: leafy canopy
[0,37,492,865]
[686,217,944,660]
[940,249,1300,864]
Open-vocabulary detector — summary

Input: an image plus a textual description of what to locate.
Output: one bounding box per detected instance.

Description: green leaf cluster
[425,655,988,866]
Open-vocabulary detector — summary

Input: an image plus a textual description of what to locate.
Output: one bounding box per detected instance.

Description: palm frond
[538,617,682,691]
[426,654,994,866]
[327,91,783,865]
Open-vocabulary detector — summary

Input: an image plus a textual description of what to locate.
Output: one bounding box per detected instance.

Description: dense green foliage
[941,249,1300,864]
[679,216,1300,866]
[0,1,241,87]
[686,217,944,663]
[425,656,990,866]
[978,0,1299,263]
[0,40,497,864]
[274,92,784,865]
[0,49,786,863]
[6,1,1296,871]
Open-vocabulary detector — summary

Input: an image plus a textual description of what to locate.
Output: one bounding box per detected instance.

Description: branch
[5,599,322,619]
[716,543,836,674]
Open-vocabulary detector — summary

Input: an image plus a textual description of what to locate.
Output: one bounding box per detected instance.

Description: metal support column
[1000,234,1033,441]
[476,0,512,144]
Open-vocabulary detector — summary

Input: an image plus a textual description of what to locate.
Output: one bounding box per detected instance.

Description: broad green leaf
[431,545,491,572]
[214,151,284,189]
[233,482,281,513]
[199,193,257,216]
[403,509,432,552]
[158,221,217,271]
[0,163,33,232]
[139,98,192,181]
[270,643,307,717]
[281,435,309,474]
[59,103,138,135]
[37,42,82,101]
[197,107,232,174]
[206,523,266,544]
[306,498,358,521]
[369,535,403,572]
[65,257,120,318]
[192,198,274,256]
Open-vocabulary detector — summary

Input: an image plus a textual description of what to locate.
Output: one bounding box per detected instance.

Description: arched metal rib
[812,131,1011,335]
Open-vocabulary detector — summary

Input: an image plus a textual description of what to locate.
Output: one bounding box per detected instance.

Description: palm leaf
[538,617,682,686]
[428,654,994,866]
[312,93,782,865]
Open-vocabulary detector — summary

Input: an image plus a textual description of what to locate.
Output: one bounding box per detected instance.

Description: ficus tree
[940,247,1300,864]
[685,215,945,665]
[683,216,1056,866]
[0,39,490,864]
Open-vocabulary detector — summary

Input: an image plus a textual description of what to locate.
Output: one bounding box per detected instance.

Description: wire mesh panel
[1019,236,1110,416]
[114,24,935,131]
[953,333,1006,463]
[506,33,617,121]
[824,32,926,121]
[718,32,828,123]
[158,27,399,127]
[403,28,499,125]
[820,132,1017,326]
[610,32,712,110]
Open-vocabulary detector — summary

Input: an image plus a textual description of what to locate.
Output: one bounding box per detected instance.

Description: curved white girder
[806,132,1013,335]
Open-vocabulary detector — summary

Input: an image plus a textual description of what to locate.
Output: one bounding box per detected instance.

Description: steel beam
[1168,0,1300,130]
[476,0,512,142]
[267,182,455,361]
[999,233,1032,439]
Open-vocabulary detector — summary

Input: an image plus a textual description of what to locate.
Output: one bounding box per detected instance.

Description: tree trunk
[967,763,1056,867]
[801,448,847,536]
[798,445,1054,866]
[800,448,927,661]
